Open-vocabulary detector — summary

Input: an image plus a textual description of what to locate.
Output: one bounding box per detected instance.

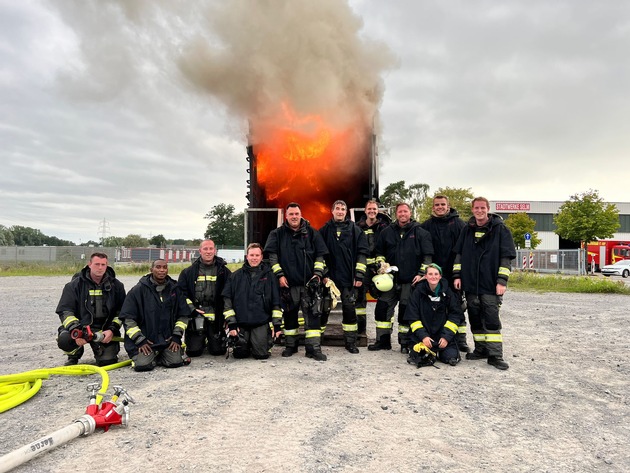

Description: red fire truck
[586,240,630,272]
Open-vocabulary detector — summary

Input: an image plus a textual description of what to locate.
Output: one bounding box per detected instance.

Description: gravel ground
[0,275,629,473]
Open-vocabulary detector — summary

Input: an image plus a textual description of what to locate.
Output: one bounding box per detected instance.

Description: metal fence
[515,249,586,275]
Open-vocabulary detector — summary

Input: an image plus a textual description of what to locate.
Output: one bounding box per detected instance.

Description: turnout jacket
[420,208,466,283]
[177,256,231,317]
[120,275,191,356]
[374,220,434,283]
[405,279,464,344]
[264,218,328,286]
[453,214,517,295]
[222,261,282,330]
[356,213,391,262]
[319,218,369,287]
[56,266,125,333]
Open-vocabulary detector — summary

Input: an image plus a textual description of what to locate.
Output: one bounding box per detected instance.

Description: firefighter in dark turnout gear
[405,264,464,366]
[368,203,434,353]
[453,197,516,370]
[56,252,126,366]
[420,195,469,352]
[121,259,191,372]
[222,243,283,359]
[264,202,329,361]
[177,239,231,357]
[355,199,391,336]
[319,200,369,354]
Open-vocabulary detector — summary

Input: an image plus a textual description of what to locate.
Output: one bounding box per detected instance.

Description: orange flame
[253,104,370,228]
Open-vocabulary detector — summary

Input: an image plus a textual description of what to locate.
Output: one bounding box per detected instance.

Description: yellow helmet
[372,273,394,292]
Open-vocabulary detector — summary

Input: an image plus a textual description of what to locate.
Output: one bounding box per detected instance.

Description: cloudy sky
[1,0,629,244]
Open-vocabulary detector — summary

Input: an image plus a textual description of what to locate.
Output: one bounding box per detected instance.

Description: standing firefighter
[177,239,231,357]
[264,202,329,361]
[369,203,434,353]
[56,252,126,366]
[222,243,283,360]
[319,200,369,354]
[453,197,516,370]
[355,199,391,336]
[120,259,191,372]
[420,195,469,352]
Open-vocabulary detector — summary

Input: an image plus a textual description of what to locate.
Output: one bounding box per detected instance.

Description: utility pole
[98,218,110,245]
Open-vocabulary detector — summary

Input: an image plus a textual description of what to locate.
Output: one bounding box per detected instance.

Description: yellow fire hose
[0,359,132,414]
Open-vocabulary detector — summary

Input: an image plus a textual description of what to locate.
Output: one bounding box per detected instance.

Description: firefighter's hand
[273,328,282,340]
[422,337,433,348]
[101,329,114,344]
[354,279,363,288]
[195,308,205,315]
[412,274,423,285]
[168,341,181,352]
[496,284,507,296]
[454,278,461,290]
[438,337,448,349]
[138,341,153,356]
[279,276,289,288]
[75,337,88,347]
[228,329,238,337]
[323,277,329,284]
[167,335,182,352]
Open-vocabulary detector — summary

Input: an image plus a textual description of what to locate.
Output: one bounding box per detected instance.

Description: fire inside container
[246,107,378,245]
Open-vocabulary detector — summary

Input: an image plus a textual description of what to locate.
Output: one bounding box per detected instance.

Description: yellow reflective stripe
[444,320,458,334]
[185,298,193,305]
[111,317,121,327]
[457,325,467,334]
[342,323,358,332]
[224,309,236,318]
[356,262,366,272]
[63,347,82,355]
[62,316,79,328]
[375,256,385,263]
[355,308,367,315]
[375,320,392,329]
[204,313,215,321]
[89,289,103,296]
[314,261,324,270]
[272,310,283,319]
[175,321,187,331]
[453,263,461,272]
[474,231,484,238]
[320,325,327,334]
[284,328,299,336]
[305,329,320,339]
[272,263,282,274]
[486,333,503,343]
[473,333,485,342]
[410,320,424,332]
[498,267,511,277]
[364,229,374,235]
[420,264,427,273]
[366,257,376,265]
[126,326,141,338]
[196,275,217,282]
[398,325,409,334]
[298,317,305,326]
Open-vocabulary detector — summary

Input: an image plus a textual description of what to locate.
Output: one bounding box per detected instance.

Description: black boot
[345,343,360,354]
[466,349,489,360]
[368,334,392,351]
[64,356,79,366]
[488,356,509,370]
[282,346,298,357]
[305,345,327,361]
[457,334,471,353]
[357,316,367,336]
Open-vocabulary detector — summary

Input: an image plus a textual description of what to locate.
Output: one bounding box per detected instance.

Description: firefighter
[405,264,463,367]
[319,200,369,354]
[368,202,434,353]
[55,252,126,366]
[264,202,329,361]
[222,243,283,359]
[177,239,231,357]
[355,199,391,336]
[453,197,516,370]
[120,259,191,372]
[420,195,469,352]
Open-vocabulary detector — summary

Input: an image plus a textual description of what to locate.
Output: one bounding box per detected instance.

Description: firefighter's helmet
[372,273,394,292]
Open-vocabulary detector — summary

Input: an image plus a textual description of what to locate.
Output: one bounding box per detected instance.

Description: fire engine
[586,240,630,272]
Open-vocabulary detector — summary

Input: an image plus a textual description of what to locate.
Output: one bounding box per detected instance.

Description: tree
[149,234,167,248]
[80,240,100,247]
[380,181,430,219]
[9,226,46,246]
[121,234,150,247]
[0,225,14,246]
[204,203,244,246]
[505,213,541,250]
[554,190,619,244]
[101,236,124,247]
[417,187,475,222]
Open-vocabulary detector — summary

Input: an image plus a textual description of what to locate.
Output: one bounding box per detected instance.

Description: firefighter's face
[472,200,489,225]
[432,198,450,217]
[88,256,108,280]
[365,202,378,220]
[425,267,441,289]
[396,204,411,225]
[151,260,168,283]
[286,206,302,230]
[246,247,263,267]
[332,204,347,222]
[200,240,216,264]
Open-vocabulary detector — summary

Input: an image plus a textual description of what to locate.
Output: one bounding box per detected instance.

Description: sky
[1,0,629,244]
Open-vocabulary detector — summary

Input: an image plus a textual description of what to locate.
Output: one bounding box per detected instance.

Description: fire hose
[0,360,134,472]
